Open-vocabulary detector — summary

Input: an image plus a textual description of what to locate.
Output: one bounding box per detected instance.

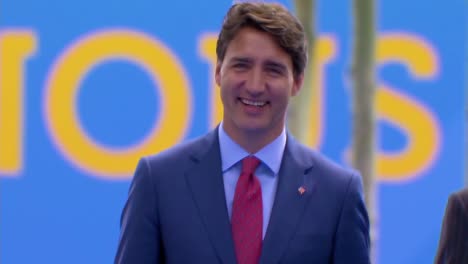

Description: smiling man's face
[215,26,303,147]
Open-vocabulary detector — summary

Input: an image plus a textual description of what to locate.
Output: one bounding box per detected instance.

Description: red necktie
[231,156,262,264]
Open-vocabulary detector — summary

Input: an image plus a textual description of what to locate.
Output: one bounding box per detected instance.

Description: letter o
[44,29,192,178]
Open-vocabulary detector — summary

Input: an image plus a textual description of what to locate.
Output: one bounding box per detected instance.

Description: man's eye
[233,63,247,68]
[267,67,282,75]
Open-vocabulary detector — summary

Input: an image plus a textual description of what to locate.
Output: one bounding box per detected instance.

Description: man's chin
[237,123,268,134]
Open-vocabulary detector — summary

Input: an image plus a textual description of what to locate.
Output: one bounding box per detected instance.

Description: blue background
[1,0,466,263]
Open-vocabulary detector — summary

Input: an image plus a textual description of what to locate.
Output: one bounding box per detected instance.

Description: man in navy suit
[434,188,468,264]
[115,2,370,263]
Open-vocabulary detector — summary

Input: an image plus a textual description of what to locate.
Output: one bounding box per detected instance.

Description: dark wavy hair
[216,2,307,79]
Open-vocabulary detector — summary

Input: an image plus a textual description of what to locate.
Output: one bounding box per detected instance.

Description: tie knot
[241,156,260,174]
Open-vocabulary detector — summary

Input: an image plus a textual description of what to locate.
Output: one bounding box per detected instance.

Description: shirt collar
[218,122,286,175]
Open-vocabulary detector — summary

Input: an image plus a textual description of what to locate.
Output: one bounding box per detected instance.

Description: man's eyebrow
[229,57,253,64]
[264,60,287,71]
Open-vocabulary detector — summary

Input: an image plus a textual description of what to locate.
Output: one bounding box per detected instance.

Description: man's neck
[221,124,284,154]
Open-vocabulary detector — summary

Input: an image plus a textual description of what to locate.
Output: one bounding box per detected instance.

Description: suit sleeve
[434,192,468,264]
[115,158,162,264]
[333,173,371,264]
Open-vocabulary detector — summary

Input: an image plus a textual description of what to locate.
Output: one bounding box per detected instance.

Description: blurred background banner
[1,0,466,263]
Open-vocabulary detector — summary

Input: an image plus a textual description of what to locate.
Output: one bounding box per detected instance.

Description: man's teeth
[241,98,266,107]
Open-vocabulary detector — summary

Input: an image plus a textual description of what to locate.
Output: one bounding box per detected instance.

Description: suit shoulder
[143,131,216,168]
[451,188,468,214]
[454,188,468,201]
[289,140,363,199]
[295,142,359,180]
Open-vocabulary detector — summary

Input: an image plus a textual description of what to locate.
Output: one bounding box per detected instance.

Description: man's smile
[238,97,269,107]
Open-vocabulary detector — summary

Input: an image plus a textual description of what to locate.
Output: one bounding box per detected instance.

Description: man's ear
[215,61,222,87]
[291,73,304,96]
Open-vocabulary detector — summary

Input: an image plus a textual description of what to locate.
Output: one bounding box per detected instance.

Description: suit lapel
[184,129,237,264]
[260,136,316,264]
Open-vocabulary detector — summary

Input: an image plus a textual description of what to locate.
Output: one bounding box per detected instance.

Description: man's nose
[245,68,265,95]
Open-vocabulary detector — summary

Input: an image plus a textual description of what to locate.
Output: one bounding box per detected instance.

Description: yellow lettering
[0,30,37,176]
[376,33,440,181]
[305,35,337,148]
[44,29,192,178]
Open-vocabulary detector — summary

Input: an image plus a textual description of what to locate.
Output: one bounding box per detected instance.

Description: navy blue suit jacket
[434,188,468,264]
[115,128,370,263]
